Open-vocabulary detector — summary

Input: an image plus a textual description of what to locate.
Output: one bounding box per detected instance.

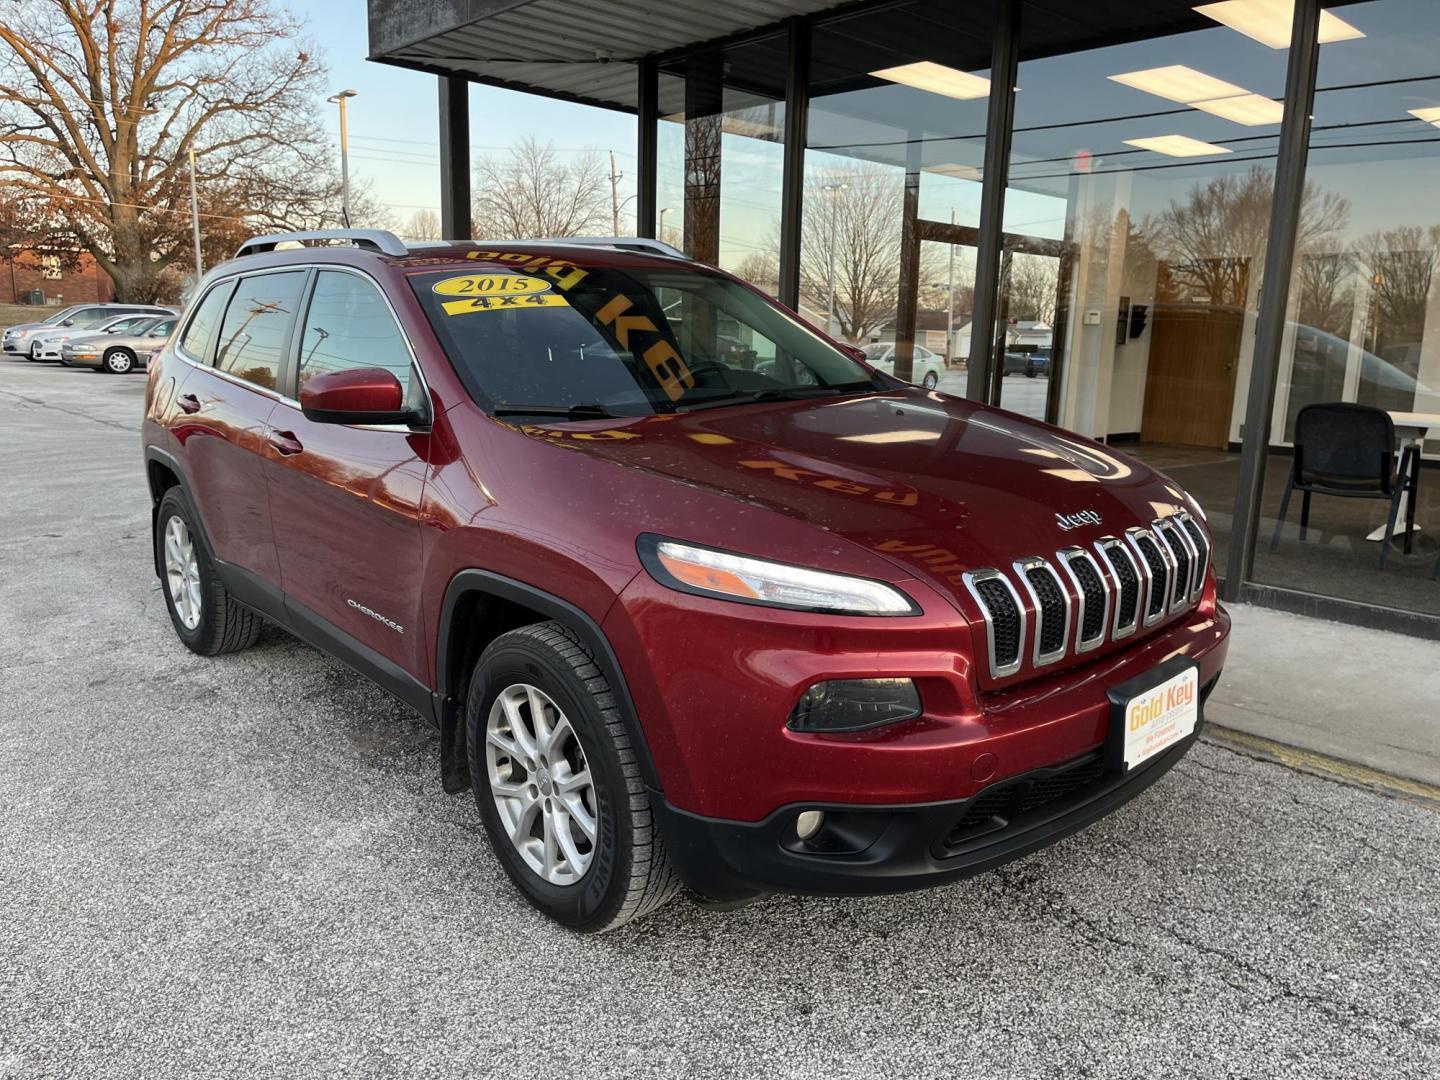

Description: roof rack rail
[235,229,409,260]
[466,236,687,260]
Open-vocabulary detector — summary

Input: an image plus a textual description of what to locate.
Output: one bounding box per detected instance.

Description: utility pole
[609,151,622,235]
[328,89,358,227]
[820,182,847,337]
[188,147,203,282]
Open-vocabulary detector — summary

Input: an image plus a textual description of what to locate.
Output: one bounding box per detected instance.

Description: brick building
[1,247,114,306]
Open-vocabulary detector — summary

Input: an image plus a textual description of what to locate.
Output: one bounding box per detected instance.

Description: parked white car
[862,342,949,389]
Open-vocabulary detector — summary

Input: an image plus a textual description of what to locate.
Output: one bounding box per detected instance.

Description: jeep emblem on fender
[1056,509,1103,531]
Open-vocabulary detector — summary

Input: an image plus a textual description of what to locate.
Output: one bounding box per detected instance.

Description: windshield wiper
[492,402,620,420]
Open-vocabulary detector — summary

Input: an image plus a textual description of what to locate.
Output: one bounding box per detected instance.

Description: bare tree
[0,0,343,301]
[1354,224,1439,358]
[471,137,610,240]
[402,207,442,241]
[1003,254,1058,324]
[1144,165,1348,306]
[799,164,920,341]
[733,250,778,294]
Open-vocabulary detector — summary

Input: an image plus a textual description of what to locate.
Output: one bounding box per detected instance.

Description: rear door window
[214,271,307,392]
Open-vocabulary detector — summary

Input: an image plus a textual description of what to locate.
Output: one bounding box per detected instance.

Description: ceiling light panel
[1195,1,1367,49]
[870,61,991,100]
[1192,93,1284,125]
[1108,65,1250,104]
[1124,134,1234,157]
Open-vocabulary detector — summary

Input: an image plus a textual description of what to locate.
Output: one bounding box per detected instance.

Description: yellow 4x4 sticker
[432,273,569,316]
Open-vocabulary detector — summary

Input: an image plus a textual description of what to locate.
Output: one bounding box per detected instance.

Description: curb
[1203,724,1440,811]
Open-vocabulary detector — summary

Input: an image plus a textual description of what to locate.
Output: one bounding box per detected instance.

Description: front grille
[963,514,1209,680]
[947,755,1107,839]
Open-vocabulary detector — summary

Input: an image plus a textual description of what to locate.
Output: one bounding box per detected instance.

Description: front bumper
[654,679,1215,900]
[62,351,102,367]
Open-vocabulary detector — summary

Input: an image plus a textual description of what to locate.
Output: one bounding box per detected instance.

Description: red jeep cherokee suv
[142,229,1229,931]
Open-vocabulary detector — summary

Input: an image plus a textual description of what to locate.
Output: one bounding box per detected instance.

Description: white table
[1366,411,1438,541]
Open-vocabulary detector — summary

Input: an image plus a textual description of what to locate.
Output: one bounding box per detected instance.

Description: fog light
[795,810,826,841]
[787,678,922,733]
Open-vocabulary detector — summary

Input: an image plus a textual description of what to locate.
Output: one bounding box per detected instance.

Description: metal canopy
[367,0,855,111]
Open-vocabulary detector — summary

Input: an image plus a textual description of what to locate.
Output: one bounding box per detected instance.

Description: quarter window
[180,285,232,362]
[214,271,307,391]
[297,271,413,395]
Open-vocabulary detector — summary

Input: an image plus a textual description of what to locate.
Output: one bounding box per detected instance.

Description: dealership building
[366,0,1439,638]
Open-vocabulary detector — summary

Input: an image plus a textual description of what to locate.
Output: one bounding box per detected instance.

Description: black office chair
[1269,402,1414,570]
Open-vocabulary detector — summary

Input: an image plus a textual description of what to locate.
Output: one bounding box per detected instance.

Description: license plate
[1105,659,1199,772]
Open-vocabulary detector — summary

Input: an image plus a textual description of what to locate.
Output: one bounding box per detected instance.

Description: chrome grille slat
[1093,536,1141,639]
[1014,556,1071,667]
[1057,546,1110,653]
[962,569,1026,680]
[1155,520,1197,614]
[1177,512,1210,601]
[963,514,1210,681]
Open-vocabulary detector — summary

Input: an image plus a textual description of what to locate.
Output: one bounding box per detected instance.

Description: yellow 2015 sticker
[434,273,552,298]
[438,292,570,317]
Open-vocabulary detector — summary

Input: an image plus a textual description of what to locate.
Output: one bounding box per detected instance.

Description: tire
[154,487,262,656]
[466,621,680,932]
[1025,369,1037,379]
[103,348,136,374]
[27,343,42,362]
[922,371,939,390]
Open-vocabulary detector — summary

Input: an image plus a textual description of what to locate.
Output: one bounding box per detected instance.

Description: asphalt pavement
[1,357,1438,1079]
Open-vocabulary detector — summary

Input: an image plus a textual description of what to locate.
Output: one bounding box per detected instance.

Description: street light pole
[658,207,674,243]
[946,208,956,361]
[819,183,848,338]
[328,89,358,227]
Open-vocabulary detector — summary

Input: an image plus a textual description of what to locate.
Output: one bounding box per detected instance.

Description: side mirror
[299,367,421,426]
[60,319,74,326]
[840,344,868,363]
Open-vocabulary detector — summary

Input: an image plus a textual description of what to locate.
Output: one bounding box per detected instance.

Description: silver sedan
[59,315,179,374]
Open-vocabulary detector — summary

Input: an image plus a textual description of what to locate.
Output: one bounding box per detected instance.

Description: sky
[285,0,638,229]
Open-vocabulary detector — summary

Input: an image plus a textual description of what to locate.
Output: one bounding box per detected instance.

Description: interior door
[263,269,432,683]
[1141,302,1243,449]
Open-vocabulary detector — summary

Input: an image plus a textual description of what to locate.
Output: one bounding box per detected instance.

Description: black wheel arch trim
[436,568,664,795]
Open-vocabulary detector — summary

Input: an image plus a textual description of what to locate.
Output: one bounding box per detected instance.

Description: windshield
[409,261,881,416]
[43,306,82,325]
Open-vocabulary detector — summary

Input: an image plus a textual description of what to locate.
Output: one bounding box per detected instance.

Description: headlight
[639,535,918,615]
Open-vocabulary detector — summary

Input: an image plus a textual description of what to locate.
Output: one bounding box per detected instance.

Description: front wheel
[466,621,680,932]
[921,371,939,390]
[103,347,136,374]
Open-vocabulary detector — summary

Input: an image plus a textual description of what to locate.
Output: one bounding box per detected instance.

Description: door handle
[266,429,304,456]
[176,393,202,414]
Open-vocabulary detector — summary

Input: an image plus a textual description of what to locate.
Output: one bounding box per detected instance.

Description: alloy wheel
[105,350,133,374]
[162,515,202,630]
[485,682,598,885]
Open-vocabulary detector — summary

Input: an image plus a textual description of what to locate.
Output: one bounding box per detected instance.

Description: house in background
[1,247,114,306]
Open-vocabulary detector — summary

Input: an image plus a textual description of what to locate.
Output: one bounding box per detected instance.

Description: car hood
[515,389,1191,595]
[4,321,60,336]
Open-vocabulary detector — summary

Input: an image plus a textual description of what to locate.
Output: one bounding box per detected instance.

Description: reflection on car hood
[510,389,1189,593]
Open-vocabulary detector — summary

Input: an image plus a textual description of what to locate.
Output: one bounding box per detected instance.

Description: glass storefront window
[656,36,787,292]
[989,2,1292,575]
[1254,0,1440,615]
[802,1,997,387]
